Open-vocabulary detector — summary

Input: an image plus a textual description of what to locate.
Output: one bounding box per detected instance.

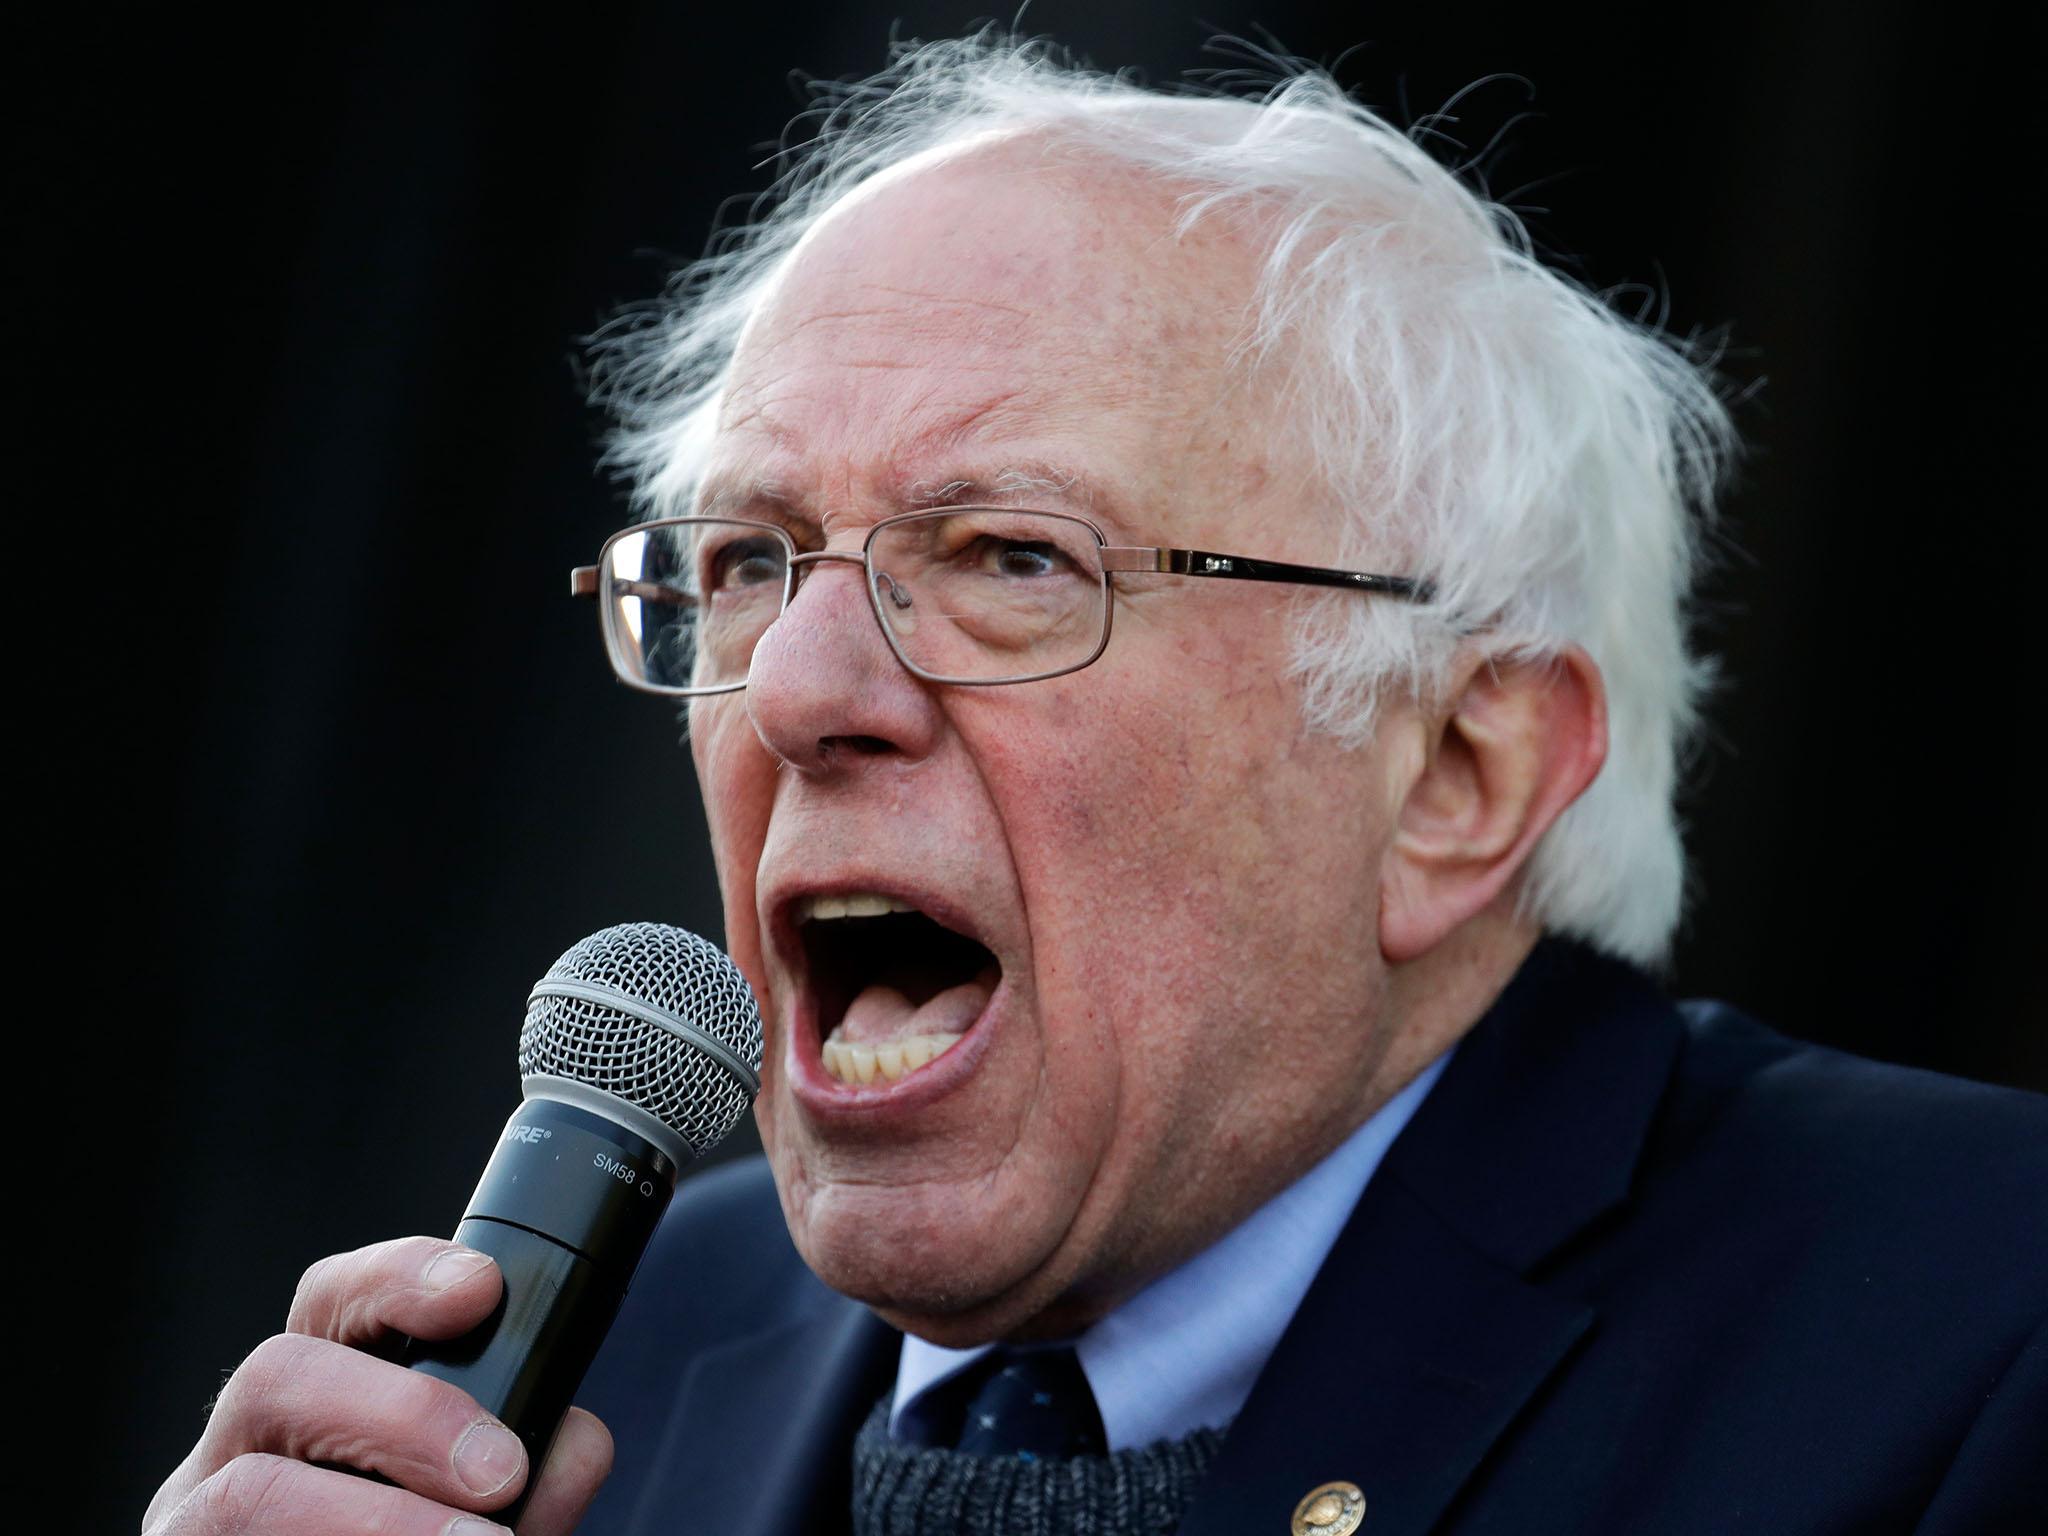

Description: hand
[143,1235,613,1534]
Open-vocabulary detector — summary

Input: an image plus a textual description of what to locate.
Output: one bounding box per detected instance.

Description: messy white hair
[591,35,1735,965]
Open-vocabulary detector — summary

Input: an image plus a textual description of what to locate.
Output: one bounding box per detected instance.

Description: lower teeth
[821,1032,964,1085]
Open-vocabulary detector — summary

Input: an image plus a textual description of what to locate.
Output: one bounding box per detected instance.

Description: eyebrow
[693,478,799,522]
[694,459,1114,526]
[901,462,1097,510]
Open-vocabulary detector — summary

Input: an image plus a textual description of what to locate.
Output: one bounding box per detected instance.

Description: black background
[31,3,2041,1527]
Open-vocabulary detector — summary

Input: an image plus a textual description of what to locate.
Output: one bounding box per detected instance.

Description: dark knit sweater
[850,1397,1225,1536]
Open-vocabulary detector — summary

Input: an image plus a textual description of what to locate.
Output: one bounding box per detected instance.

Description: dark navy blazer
[576,943,2048,1534]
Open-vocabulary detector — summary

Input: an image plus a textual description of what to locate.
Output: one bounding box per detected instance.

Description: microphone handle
[403,1097,679,1525]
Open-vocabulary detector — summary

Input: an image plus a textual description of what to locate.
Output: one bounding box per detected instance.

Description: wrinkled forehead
[763,143,1226,331]
[708,144,1283,536]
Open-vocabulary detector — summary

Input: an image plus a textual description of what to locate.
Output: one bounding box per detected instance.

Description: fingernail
[452,1420,525,1496]
[446,1521,511,1535]
[424,1247,492,1290]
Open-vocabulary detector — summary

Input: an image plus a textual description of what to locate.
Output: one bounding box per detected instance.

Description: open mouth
[798,893,1001,1086]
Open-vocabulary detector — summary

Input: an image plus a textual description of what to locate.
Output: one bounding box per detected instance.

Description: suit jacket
[576,942,2048,1534]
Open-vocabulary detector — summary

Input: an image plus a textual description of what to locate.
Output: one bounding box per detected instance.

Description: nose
[745,552,942,774]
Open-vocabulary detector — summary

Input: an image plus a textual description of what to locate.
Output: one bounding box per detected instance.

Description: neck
[1375,911,1539,1103]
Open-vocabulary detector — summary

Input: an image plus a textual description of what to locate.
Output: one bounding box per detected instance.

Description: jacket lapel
[622,1295,897,1536]
[1179,1180,1593,1536]
[1182,942,1683,1536]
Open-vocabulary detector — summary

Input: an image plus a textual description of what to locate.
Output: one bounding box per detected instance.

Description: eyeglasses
[569,508,1434,696]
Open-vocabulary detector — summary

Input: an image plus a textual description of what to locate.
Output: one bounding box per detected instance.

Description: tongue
[835,968,996,1045]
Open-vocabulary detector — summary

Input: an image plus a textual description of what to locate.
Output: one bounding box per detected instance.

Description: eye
[989,540,1065,578]
[706,535,786,591]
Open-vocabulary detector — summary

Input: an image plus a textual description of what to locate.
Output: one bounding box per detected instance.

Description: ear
[1379,645,1608,964]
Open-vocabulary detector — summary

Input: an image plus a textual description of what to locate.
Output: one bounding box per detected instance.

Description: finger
[287,1234,503,1348]
[515,1408,614,1536]
[153,1452,515,1536]
[187,1332,528,1510]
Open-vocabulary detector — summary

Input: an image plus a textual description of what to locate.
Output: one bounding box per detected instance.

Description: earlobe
[1379,647,1608,964]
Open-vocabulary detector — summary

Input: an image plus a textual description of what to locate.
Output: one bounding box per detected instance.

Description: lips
[778,888,1003,1088]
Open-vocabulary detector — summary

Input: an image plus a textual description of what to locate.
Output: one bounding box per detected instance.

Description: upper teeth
[798,892,917,922]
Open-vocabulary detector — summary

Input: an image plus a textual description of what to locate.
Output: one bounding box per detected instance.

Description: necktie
[935,1347,1108,1461]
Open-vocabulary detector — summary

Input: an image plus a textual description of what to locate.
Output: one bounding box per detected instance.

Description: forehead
[704,148,1277,536]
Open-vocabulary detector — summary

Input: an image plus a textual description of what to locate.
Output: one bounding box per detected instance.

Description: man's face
[688,152,1414,1342]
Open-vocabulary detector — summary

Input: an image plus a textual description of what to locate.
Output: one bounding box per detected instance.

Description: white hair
[590,34,1736,966]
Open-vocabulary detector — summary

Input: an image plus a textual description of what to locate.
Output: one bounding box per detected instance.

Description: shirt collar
[891,1047,1451,1450]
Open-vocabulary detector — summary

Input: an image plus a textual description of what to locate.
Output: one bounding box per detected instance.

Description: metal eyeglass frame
[569,508,1436,696]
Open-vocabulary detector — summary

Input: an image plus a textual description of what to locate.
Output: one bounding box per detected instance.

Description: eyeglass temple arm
[568,567,695,607]
[1098,547,1433,602]
[568,551,1431,602]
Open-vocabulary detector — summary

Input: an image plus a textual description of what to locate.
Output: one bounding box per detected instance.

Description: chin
[782,1174,1073,1340]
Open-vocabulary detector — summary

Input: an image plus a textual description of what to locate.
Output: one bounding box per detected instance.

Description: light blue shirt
[891,1048,1451,1451]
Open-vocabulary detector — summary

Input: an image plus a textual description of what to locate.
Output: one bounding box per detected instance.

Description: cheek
[975,658,1380,1060]
[1016,677,1282,885]
[965,674,1279,1025]
[688,701,777,974]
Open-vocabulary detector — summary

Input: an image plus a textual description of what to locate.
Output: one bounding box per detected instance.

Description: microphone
[401,923,763,1523]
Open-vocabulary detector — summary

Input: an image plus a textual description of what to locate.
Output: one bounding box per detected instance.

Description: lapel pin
[1291,1480,1366,1536]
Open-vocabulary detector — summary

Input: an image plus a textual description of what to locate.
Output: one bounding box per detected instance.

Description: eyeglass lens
[870,509,1106,682]
[599,511,1110,693]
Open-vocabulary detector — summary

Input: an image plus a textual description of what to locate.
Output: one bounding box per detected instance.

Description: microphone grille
[519,923,764,1160]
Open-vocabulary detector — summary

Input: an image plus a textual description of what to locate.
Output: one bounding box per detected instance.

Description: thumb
[515,1407,613,1535]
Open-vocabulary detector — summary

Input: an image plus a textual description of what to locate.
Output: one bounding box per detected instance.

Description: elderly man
[146,39,2044,1536]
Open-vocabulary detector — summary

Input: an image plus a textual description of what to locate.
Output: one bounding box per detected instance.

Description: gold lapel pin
[1291,1481,1366,1536]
